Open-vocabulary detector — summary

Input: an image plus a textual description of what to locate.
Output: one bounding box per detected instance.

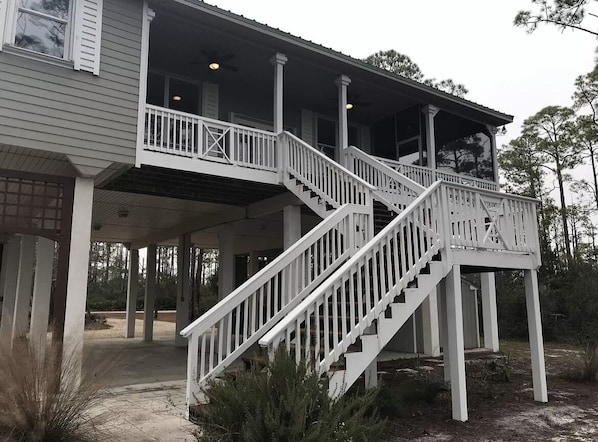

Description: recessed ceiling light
[208,62,220,70]
[346,103,354,110]
[172,95,182,102]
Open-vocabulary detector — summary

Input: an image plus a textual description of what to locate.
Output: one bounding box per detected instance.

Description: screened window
[15,0,72,58]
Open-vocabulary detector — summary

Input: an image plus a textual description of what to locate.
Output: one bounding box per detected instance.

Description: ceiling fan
[189,49,239,72]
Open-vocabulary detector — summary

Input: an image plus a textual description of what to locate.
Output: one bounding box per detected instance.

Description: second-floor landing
[138,0,512,190]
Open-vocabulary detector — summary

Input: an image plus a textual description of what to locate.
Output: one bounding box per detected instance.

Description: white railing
[282,132,375,210]
[345,146,425,212]
[375,156,498,192]
[144,104,278,172]
[444,183,539,254]
[180,204,372,403]
[259,182,444,371]
[259,181,540,374]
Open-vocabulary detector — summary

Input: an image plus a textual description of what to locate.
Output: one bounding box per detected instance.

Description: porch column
[125,247,139,338]
[481,272,499,352]
[218,232,235,301]
[176,234,191,347]
[421,287,441,356]
[283,205,301,250]
[423,105,440,174]
[12,235,36,340]
[271,52,287,134]
[487,125,500,184]
[445,265,468,421]
[0,235,20,340]
[524,269,548,402]
[30,237,55,359]
[62,176,94,384]
[335,75,351,165]
[143,244,157,342]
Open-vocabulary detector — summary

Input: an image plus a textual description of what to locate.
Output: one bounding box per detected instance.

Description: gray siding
[0,0,142,174]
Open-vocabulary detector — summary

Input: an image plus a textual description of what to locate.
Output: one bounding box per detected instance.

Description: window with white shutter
[0,0,103,76]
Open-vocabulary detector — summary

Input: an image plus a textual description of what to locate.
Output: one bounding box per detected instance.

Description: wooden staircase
[182,132,540,411]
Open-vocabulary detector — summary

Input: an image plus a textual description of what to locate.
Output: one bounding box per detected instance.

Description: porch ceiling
[148,1,512,127]
[91,188,320,254]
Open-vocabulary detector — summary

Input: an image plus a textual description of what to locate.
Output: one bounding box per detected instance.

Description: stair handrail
[181,203,372,400]
[259,181,445,371]
[281,132,376,210]
[345,145,425,212]
[375,155,499,192]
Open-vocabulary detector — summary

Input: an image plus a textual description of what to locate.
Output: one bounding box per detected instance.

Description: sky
[204,0,596,147]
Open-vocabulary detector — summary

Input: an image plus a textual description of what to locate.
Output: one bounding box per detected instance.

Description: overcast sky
[205,0,596,147]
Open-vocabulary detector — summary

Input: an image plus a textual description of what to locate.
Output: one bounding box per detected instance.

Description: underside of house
[0,0,547,422]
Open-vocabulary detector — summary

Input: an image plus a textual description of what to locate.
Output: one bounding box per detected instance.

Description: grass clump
[0,339,103,441]
[196,348,384,441]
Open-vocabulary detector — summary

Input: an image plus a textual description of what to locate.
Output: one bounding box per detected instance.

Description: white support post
[524,269,548,403]
[125,248,139,338]
[438,278,450,382]
[218,232,235,301]
[364,359,378,389]
[0,237,9,310]
[335,75,351,165]
[12,235,36,340]
[143,244,157,342]
[62,177,94,385]
[271,52,287,134]
[422,287,441,356]
[423,105,440,173]
[445,265,468,422]
[481,272,499,352]
[218,232,235,349]
[0,236,20,340]
[283,205,301,250]
[30,237,55,360]
[176,234,191,347]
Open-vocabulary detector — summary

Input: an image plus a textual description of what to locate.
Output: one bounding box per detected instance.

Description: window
[15,0,72,58]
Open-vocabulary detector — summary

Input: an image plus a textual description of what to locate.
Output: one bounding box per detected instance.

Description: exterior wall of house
[0,0,143,175]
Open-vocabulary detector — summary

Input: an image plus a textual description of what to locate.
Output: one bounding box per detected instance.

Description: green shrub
[196,348,384,441]
[564,336,598,382]
[0,339,103,441]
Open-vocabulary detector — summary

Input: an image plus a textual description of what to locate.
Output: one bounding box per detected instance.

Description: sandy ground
[84,317,176,340]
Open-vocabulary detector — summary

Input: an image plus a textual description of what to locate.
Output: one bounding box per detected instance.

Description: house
[0,0,547,422]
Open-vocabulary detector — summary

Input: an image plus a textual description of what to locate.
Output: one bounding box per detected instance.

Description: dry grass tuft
[0,338,104,441]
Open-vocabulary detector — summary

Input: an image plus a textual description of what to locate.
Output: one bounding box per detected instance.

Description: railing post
[439,185,452,266]
[278,133,287,184]
[228,128,235,164]
[186,332,201,416]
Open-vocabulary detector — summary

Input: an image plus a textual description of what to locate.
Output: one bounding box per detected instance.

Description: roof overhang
[161,0,513,127]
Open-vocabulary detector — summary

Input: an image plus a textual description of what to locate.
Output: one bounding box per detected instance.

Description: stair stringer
[284,175,334,219]
[328,260,449,396]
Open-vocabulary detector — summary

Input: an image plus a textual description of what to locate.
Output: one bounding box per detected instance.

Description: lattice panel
[0,175,64,233]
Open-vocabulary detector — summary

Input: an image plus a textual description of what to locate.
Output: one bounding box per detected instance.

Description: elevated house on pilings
[0,0,547,421]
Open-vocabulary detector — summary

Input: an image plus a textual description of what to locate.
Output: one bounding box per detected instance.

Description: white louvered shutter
[0,0,8,51]
[73,0,103,75]
[202,82,219,120]
[301,109,314,146]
